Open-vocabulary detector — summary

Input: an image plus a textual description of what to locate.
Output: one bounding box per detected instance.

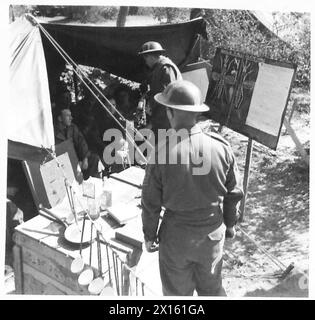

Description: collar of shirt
[173,123,202,136]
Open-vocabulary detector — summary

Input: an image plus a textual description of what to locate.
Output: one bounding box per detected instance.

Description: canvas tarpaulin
[9,17,55,151]
[39,17,208,84]
[8,16,207,160]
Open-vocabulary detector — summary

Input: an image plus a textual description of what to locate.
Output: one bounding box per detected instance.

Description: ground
[219,88,310,297]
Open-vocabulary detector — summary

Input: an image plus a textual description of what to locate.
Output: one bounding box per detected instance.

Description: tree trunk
[116,6,129,27]
[9,5,15,23]
[190,8,205,20]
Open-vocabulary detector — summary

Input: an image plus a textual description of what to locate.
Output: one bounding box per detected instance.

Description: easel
[210,48,298,278]
[217,124,253,222]
[239,138,253,222]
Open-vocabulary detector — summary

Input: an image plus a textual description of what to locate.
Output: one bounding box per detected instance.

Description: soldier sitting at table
[54,106,101,180]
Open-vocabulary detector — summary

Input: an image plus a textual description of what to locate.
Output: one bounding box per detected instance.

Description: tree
[116,6,129,27]
[152,7,190,23]
[203,9,310,89]
[9,5,15,22]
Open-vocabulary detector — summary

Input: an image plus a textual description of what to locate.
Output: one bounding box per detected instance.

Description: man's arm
[223,149,244,228]
[160,65,178,90]
[72,124,91,161]
[141,163,163,244]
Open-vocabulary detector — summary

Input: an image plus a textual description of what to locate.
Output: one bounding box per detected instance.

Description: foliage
[202,9,310,89]
[11,5,119,23]
[10,5,37,18]
[62,6,119,23]
[275,13,311,89]
[58,64,112,102]
[11,5,310,89]
[151,7,190,23]
[58,63,140,104]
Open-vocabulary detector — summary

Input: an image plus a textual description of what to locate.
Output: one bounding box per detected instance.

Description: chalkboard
[206,48,296,150]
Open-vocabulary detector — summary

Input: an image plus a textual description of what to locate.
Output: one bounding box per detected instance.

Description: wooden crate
[13,167,145,295]
[13,215,141,295]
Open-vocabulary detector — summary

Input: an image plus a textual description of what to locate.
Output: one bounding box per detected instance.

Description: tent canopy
[40,17,208,85]
[8,16,208,159]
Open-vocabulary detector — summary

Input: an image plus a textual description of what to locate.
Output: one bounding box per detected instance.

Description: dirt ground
[218,88,310,297]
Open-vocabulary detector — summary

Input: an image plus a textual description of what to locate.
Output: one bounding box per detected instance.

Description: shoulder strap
[157,57,180,79]
[204,131,230,147]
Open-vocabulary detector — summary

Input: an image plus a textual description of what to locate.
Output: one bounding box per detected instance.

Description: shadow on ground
[245,271,308,297]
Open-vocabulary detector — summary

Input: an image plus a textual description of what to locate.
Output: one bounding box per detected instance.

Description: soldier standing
[141,80,244,296]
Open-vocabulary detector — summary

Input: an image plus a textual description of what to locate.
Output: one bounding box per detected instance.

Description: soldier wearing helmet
[138,41,182,138]
[141,80,244,296]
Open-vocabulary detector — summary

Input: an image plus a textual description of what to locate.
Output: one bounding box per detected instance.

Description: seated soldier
[80,113,105,161]
[113,84,137,121]
[54,106,101,180]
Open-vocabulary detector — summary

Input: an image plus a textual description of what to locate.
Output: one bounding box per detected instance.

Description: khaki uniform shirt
[148,56,182,130]
[141,124,244,242]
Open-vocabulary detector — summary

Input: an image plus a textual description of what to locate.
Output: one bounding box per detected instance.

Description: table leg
[13,245,23,294]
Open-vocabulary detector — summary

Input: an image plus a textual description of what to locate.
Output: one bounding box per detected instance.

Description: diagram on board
[206,48,296,150]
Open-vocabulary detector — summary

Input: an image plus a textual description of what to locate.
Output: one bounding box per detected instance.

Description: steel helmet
[154,80,209,112]
[138,41,165,55]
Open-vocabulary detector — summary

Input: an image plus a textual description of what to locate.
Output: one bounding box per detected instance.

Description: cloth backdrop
[40,17,208,84]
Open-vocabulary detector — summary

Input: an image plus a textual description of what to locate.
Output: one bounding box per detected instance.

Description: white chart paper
[245,63,294,136]
[40,152,75,207]
[182,68,209,103]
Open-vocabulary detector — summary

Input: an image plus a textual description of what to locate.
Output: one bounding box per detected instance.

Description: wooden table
[13,167,145,295]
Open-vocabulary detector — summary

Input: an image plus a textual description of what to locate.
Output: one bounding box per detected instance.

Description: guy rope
[26,14,154,166]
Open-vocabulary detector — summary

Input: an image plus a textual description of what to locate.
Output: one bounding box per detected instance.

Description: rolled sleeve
[160,65,177,89]
[223,151,244,227]
[141,163,163,242]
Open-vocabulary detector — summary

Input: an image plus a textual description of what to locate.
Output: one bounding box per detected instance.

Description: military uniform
[141,124,244,295]
[54,122,99,179]
[147,56,182,132]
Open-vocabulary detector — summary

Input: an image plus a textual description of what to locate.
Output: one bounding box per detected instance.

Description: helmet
[138,41,165,55]
[154,80,209,112]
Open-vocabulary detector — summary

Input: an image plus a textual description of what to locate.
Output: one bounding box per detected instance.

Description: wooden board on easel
[206,47,296,150]
[206,48,296,221]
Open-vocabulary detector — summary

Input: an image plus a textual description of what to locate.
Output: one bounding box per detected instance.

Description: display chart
[206,48,296,150]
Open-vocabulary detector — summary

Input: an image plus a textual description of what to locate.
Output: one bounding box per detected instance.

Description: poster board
[181,60,212,103]
[39,152,75,208]
[22,139,79,209]
[206,48,296,150]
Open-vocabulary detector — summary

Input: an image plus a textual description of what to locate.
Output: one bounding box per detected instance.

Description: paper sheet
[182,68,209,103]
[40,153,75,207]
[245,62,294,136]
